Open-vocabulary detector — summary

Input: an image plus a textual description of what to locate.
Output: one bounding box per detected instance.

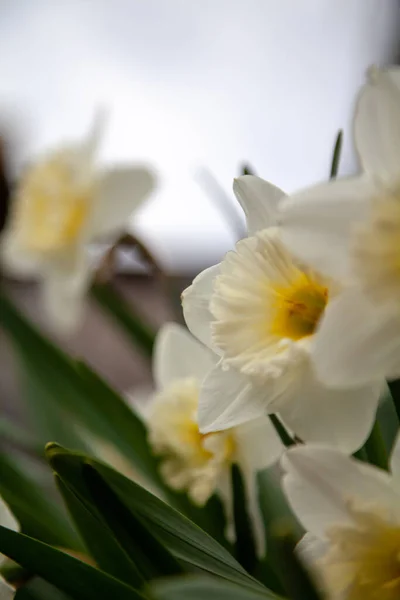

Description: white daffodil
[279,66,400,388]
[0,496,19,599]
[282,439,400,600]
[182,176,382,452]
[140,322,283,509]
[1,114,155,333]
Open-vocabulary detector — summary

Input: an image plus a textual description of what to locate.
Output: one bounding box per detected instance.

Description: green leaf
[82,464,183,580]
[0,449,79,549]
[16,579,73,600]
[377,388,400,456]
[0,526,145,600]
[270,525,323,600]
[46,445,264,592]
[1,293,226,537]
[55,476,144,588]
[257,468,302,595]
[230,465,257,574]
[0,292,159,483]
[91,283,155,357]
[363,419,389,471]
[150,576,280,600]
[388,378,400,424]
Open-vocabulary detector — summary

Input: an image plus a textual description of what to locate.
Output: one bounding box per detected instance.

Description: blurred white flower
[280,66,400,387]
[182,176,382,452]
[140,322,283,509]
[1,113,155,333]
[0,496,19,599]
[281,438,400,600]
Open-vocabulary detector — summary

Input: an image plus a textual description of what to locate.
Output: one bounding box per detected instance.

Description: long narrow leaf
[150,576,280,600]
[0,293,160,483]
[0,449,79,549]
[231,465,256,573]
[46,445,264,592]
[55,476,144,588]
[82,465,183,580]
[0,526,145,600]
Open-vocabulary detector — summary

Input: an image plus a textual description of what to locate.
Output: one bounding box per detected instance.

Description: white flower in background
[282,439,400,600]
[279,66,400,388]
[1,113,155,333]
[182,176,382,452]
[0,496,19,599]
[141,322,283,508]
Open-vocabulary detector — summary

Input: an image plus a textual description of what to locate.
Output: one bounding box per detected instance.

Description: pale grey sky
[0,0,399,272]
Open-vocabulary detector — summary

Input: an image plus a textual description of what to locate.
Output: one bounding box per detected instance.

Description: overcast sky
[0,0,399,272]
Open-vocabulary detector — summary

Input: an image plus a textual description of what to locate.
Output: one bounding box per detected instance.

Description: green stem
[364,420,389,471]
[388,378,400,423]
[329,129,343,179]
[269,414,295,447]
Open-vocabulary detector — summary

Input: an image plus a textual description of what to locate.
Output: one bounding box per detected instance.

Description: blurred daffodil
[0,496,19,599]
[280,66,400,388]
[140,322,283,508]
[182,176,382,452]
[282,437,400,600]
[1,114,155,332]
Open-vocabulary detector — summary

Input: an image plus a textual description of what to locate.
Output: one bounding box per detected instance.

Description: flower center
[270,273,328,340]
[15,153,93,253]
[147,378,235,504]
[353,189,400,303]
[321,502,400,600]
[210,229,330,378]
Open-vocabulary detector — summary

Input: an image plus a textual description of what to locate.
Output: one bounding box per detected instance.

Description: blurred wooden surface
[1,275,189,421]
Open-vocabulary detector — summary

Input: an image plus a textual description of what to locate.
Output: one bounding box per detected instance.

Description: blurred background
[1,0,400,411]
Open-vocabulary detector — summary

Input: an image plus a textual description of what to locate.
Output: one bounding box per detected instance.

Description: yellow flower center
[321,502,400,600]
[15,152,93,253]
[147,378,236,505]
[353,189,400,303]
[270,273,328,340]
[209,230,331,379]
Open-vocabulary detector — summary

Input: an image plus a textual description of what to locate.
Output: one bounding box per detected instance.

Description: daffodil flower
[282,438,400,600]
[139,322,283,511]
[0,496,19,599]
[1,115,155,333]
[280,66,400,387]
[182,176,382,452]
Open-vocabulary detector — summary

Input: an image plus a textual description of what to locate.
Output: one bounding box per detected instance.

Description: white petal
[198,362,270,433]
[281,445,400,539]
[390,432,400,479]
[0,578,14,600]
[90,166,156,238]
[354,66,400,182]
[0,498,18,533]
[41,247,92,333]
[153,322,217,389]
[297,533,327,565]
[0,497,18,570]
[278,367,382,453]
[233,175,285,235]
[313,287,400,388]
[234,416,283,472]
[79,109,107,167]
[181,265,220,349]
[279,177,375,281]
[1,230,41,277]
